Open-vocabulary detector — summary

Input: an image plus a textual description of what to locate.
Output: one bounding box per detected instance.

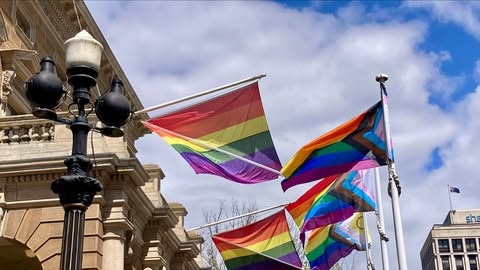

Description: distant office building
[420,209,480,270]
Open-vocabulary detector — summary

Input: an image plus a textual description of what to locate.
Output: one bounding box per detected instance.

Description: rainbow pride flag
[306,213,366,270]
[281,101,390,191]
[144,82,282,184]
[212,210,302,270]
[300,169,375,233]
[285,174,338,228]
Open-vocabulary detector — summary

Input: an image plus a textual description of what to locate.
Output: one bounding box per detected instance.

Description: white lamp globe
[64,30,104,71]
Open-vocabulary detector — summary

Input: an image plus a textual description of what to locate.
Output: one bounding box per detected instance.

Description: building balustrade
[0,115,54,144]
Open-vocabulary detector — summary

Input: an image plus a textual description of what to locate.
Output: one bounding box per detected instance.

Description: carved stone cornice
[1,173,63,183]
[0,157,66,178]
[92,155,149,187]
[149,207,178,232]
[0,198,59,209]
[169,202,188,217]
[172,240,201,266]
[42,0,78,42]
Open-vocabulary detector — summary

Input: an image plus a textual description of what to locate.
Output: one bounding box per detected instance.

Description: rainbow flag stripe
[286,170,375,236]
[144,82,282,184]
[213,210,302,270]
[306,213,366,270]
[281,101,390,191]
[285,175,338,228]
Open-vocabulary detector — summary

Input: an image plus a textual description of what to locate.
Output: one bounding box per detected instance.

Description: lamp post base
[59,206,86,270]
[51,155,103,270]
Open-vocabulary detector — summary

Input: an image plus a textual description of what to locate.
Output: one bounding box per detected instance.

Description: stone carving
[125,230,135,262]
[0,70,15,106]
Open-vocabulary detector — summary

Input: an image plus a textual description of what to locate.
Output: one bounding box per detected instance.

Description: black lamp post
[25,30,131,270]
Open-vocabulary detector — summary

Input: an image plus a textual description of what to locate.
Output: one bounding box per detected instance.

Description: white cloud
[405,1,480,40]
[474,60,480,82]
[86,1,478,269]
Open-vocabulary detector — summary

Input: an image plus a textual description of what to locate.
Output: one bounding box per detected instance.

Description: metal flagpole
[448,185,453,210]
[186,203,287,232]
[374,167,390,270]
[364,213,376,270]
[134,73,266,115]
[376,74,408,270]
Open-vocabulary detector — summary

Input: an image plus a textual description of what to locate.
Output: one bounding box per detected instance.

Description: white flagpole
[364,213,375,270]
[376,74,408,270]
[144,123,282,176]
[374,167,390,270]
[186,203,287,232]
[134,74,266,115]
[448,185,453,210]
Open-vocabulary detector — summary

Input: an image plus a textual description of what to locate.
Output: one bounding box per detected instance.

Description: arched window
[15,6,34,42]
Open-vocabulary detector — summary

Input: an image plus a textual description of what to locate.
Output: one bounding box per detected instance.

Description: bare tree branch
[200,198,258,270]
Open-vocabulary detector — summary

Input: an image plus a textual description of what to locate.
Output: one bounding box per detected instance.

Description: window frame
[469,255,478,270]
[438,239,450,253]
[441,255,451,270]
[452,239,463,252]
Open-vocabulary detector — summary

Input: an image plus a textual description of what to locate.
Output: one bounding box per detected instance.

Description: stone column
[102,224,126,270]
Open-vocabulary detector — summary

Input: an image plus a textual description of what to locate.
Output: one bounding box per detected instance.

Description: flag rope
[144,123,283,176]
[134,73,266,115]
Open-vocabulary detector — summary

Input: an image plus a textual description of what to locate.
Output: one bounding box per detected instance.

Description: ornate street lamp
[25,30,132,270]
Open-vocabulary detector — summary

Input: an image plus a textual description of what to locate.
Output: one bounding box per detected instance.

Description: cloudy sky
[86,1,480,269]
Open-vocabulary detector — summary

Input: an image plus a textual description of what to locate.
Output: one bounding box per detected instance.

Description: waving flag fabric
[449,186,460,193]
[285,175,338,228]
[144,82,282,184]
[281,101,390,191]
[286,169,375,236]
[306,213,366,270]
[212,210,302,270]
[300,169,375,232]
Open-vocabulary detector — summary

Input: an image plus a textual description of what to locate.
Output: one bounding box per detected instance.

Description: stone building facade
[420,209,480,270]
[0,1,206,269]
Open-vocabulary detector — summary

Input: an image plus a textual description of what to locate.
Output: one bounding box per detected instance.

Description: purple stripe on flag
[281,160,379,190]
[302,208,355,232]
[309,243,354,270]
[219,146,282,170]
[181,152,279,183]
[234,259,300,270]
[278,252,303,267]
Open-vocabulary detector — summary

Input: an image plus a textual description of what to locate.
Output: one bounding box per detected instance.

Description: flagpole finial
[376,74,389,83]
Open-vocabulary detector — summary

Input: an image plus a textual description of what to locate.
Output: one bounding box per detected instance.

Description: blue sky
[284,0,480,109]
[86,1,480,269]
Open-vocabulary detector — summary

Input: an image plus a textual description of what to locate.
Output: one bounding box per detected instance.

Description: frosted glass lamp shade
[64,30,104,71]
